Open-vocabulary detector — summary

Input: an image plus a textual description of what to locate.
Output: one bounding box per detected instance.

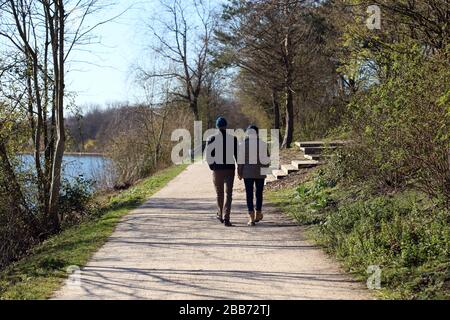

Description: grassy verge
[0,164,187,300]
[268,170,450,300]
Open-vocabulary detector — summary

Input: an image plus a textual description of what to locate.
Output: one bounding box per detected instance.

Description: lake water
[19,154,114,188]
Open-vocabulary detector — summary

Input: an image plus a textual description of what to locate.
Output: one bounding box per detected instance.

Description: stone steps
[291,160,320,169]
[295,141,346,148]
[281,164,299,175]
[300,146,337,155]
[295,141,345,162]
[265,160,321,185]
[265,174,278,185]
[304,154,327,161]
[272,170,288,180]
[265,140,347,185]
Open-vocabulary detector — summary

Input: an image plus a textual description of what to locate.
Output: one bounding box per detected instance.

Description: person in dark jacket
[205,117,238,227]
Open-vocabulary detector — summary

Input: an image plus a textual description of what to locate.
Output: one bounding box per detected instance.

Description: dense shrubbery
[291,172,338,224]
[333,47,449,206]
[270,43,450,299]
[320,196,449,271]
[0,169,97,268]
[58,177,97,227]
[105,105,194,185]
[0,151,37,268]
[0,193,37,269]
[282,46,450,299]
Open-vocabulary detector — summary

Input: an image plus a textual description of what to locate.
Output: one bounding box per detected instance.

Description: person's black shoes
[216,213,232,226]
[224,220,233,227]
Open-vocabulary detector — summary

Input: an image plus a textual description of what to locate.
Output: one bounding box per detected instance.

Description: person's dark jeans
[244,179,265,213]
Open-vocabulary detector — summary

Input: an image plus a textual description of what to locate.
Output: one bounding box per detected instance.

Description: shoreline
[64,152,106,157]
[19,152,106,157]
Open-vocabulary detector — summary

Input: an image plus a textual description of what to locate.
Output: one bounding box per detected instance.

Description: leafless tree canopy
[138,0,218,121]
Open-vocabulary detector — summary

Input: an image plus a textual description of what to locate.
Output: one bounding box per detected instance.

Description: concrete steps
[272,170,288,180]
[304,154,326,161]
[265,140,347,185]
[291,160,320,169]
[265,160,321,185]
[265,175,278,185]
[295,141,346,148]
[295,141,345,162]
[281,164,299,175]
[300,146,337,155]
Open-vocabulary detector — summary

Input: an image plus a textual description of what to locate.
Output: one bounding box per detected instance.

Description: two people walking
[206,117,270,227]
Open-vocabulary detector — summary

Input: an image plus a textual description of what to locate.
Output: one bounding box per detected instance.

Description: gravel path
[53,163,371,300]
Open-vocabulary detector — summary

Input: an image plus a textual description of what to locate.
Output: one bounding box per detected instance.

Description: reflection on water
[19,154,115,189]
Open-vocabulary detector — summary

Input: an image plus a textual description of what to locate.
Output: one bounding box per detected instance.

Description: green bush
[278,171,337,225]
[296,171,337,210]
[318,194,449,299]
[321,197,447,265]
[336,45,449,205]
[58,177,96,227]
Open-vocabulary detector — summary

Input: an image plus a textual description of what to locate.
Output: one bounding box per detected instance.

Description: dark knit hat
[216,117,228,129]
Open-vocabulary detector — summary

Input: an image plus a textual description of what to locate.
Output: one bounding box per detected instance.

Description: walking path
[54,164,371,300]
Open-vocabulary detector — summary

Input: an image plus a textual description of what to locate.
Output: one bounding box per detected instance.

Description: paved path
[54,164,371,300]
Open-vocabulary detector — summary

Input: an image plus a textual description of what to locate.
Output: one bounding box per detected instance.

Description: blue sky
[66,0,225,111]
[66,1,148,108]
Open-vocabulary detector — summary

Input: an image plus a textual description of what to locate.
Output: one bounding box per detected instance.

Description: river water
[19,154,114,189]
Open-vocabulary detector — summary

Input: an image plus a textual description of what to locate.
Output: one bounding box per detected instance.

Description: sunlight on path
[53,164,371,300]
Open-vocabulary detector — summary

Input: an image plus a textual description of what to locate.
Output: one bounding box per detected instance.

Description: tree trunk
[155,109,168,166]
[190,99,200,121]
[281,12,294,149]
[271,88,282,141]
[272,89,281,129]
[282,88,294,149]
[48,0,65,232]
[0,140,38,229]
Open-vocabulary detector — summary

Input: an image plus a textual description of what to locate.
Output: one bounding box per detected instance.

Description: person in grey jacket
[238,125,271,226]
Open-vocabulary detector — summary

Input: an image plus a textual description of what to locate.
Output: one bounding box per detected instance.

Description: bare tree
[0,0,119,232]
[141,0,216,121]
